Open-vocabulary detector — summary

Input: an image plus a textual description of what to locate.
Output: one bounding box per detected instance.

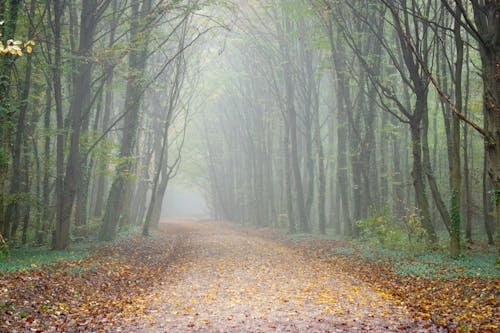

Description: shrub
[0,234,9,261]
[356,205,427,251]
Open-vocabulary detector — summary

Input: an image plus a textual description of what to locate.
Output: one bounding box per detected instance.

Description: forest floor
[0,219,498,332]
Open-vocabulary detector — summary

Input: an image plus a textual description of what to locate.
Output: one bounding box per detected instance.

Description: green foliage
[0,21,35,56]
[357,241,499,280]
[287,230,343,241]
[0,245,88,273]
[330,247,354,256]
[71,219,102,242]
[0,146,6,166]
[356,207,400,248]
[4,192,36,207]
[356,205,427,251]
[86,132,120,175]
[287,232,313,240]
[400,206,428,247]
[395,252,500,279]
[0,233,9,261]
[115,224,142,242]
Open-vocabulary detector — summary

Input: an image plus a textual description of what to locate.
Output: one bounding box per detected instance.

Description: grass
[284,227,499,280]
[395,252,500,279]
[286,229,344,241]
[0,224,148,273]
[0,243,90,273]
[329,247,355,256]
[357,242,499,279]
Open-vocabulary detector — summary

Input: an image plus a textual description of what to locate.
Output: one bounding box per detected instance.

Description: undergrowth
[287,231,342,241]
[0,245,89,273]
[0,224,144,273]
[394,252,499,279]
[352,242,499,279]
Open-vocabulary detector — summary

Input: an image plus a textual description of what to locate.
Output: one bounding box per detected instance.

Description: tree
[53,0,113,250]
[99,0,153,241]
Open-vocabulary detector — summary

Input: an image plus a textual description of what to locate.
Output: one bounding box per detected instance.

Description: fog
[1,2,498,330]
[0,0,497,258]
[161,184,210,219]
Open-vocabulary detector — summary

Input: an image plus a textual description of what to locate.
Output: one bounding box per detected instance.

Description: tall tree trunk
[143,123,170,236]
[463,38,472,242]
[328,109,339,233]
[410,118,436,243]
[348,89,363,228]
[449,10,463,257]
[265,123,276,226]
[100,0,152,241]
[92,0,118,219]
[52,0,66,250]
[20,141,31,245]
[41,84,52,244]
[288,86,308,233]
[391,117,404,217]
[54,0,109,249]
[284,121,296,233]
[328,19,352,236]
[5,0,34,239]
[315,103,326,235]
[379,112,389,207]
[483,156,495,244]
[0,0,22,239]
[477,36,500,259]
[78,88,104,226]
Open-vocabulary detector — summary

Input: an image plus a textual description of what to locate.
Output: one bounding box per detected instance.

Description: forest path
[129,219,441,332]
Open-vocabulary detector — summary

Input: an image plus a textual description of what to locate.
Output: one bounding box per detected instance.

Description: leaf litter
[1,219,495,332]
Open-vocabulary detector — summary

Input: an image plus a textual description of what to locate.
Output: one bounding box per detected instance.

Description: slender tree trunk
[100,0,152,241]
[20,141,31,245]
[315,103,326,235]
[392,116,404,217]
[449,11,463,257]
[92,0,118,219]
[469,0,500,260]
[284,121,296,233]
[327,104,339,233]
[288,93,308,233]
[143,128,169,236]
[483,156,495,244]
[5,0,34,238]
[410,118,436,243]
[0,0,22,239]
[265,123,276,226]
[77,83,105,227]
[52,0,66,250]
[327,19,352,236]
[479,48,500,258]
[54,0,108,249]
[379,111,389,207]
[348,88,363,227]
[283,56,308,232]
[463,39,472,242]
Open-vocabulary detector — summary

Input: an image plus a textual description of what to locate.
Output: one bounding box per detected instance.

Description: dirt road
[127,220,443,332]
